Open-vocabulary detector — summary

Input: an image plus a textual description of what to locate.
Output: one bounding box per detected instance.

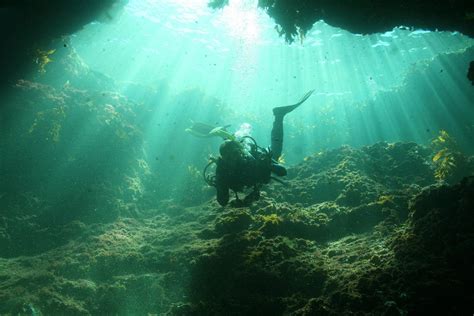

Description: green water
[72,0,474,160]
[1,0,474,314]
[69,0,473,201]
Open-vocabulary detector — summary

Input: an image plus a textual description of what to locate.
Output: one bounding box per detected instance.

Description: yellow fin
[277,154,285,164]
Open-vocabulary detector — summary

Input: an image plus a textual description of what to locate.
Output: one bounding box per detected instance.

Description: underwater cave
[0,0,473,315]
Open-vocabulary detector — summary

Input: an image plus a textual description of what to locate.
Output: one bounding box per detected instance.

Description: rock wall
[1,137,472,314]
[210,0,474,43]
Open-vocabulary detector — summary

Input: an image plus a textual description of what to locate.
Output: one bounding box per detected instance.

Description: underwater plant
[376,195,394,205]
[124,174,144,200]
[259,213,283,226]
[431,130,458,181]
[35,48,56,73]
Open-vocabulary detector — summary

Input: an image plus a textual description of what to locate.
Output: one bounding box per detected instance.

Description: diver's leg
[216,185,229,206]
[271,115,284,159]
[271,89,315,159]
[271,163,287,176]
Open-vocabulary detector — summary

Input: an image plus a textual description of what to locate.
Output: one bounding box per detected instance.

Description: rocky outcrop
[1,138,472,314]
[0,0,128,87]
[210,0,474,43]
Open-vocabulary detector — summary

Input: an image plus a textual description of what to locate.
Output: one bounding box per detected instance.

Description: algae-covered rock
[267,142,437,208]
[188,233,326,315]
[214,209,254,235]
[1,137,473,315]
[209,0,474,42]
[365,176,474,315]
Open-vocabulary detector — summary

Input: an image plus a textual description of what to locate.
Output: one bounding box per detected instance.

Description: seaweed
[431,130,458,181]
[35,49,56,73]
[259,213,283,226]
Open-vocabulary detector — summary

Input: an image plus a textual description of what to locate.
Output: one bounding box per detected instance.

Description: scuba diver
[187,90,315,207]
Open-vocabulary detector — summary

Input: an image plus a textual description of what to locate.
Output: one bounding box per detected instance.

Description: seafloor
[1,44,474,315]
[1,143,473,315]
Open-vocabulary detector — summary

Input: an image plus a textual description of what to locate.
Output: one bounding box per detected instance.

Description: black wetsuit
[215,146,273,206]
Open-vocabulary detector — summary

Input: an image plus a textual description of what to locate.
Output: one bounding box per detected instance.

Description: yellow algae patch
[431,130,458,181]
[259,213,283,226]
[36,48,56,73]
[376,195,394,205]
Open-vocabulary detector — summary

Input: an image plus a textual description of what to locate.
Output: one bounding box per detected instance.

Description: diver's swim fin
[185,121,234,140]
[271,176,287,185]
[185,121,216,138]
[209,126,235,140]
[272,89,315,117]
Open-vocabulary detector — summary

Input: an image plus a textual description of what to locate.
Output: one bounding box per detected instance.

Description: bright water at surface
[70,0,474,165]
